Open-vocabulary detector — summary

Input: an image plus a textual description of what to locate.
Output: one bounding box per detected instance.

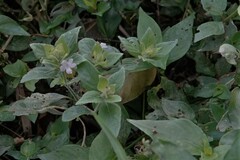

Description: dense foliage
[1,0,240,159]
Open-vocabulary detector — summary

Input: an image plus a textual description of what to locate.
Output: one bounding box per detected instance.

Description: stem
[62,73,79,102]
[0,35,13,55]
[125,134,145,150]
[78,118,87,147]
[223,9,238,22]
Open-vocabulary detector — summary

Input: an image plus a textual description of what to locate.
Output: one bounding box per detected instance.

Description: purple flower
[60,58,76,74]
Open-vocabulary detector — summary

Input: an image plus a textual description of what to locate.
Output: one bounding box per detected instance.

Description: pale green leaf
[201,0,227,16]
[62,105,90,122]
[99,103,122,136]
[109,67,125,93]
[128,118,209,155]
[3,60,28,78]
[164,14,194,63]
[137,8,162,43]
[194,21,224,43]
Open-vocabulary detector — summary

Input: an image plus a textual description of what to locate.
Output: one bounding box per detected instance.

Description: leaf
[164,14,194,63]
[78,38,95,56]
[62,105,90,122]
[20,141,39,158]
[161,98,195,120]
[6,36,30,51]
[120,68,157,103]
[194,21,225,43]
[0,105,15,121]
[38,145,89,160]
[0,15,30,36]
[92,112,128,160]
[109,67,125,93]
[30,43,55,60]
[89,132,115,160]
[151,140,196,160]
[97,76,109,93]
[3,60,28,78]
[200,145,230,160]
[77,61,100,90]
[223,136,240,160]
[55,27,81,53]
[201,0,227,16]
[219,129,240,145]
[144,40,177,69]
[21,66,58,83]
[118,36,141,57]
[0,135,14,156]
[128,118,210,155]
[137,8,162,43]
[8,93,68,116]
[98,103,122,136]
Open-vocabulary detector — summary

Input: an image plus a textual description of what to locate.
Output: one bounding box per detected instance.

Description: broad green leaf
[200,145,230,160]
[223,136,240,160]
[164,14,194,63]
[78,38,95,56]
[121,58,153,72]
[219,129,240,145]
[97,8,122,38]
[93,1,111,16]
[76,91,103,105]
[97,76,109,93]
[62,105,90,122]
[159,0,188,10]
[137,8,162,43]
[92,112,128,160]
[8,93,68,116]
[20,66,58,83]
[128,118,210,155]
[151,140,196,160]
[201,0,227,16]
[77,61,100,90]
[30,43,55,60]
[6,36,30,51]
[76,91,121,105]
[3,60,28,78]
[140,28,156,49]
[38,145,89,160]
[144,40,177,69]
[55,27,81,53]
[83,0,97,11]
[118,36,141,57]
[99,103,122,136]
[20,141,39,158]
[89,132,115,160]
[161,98,195,120]
[0,105,15,121]
[0,135,14,156]
[109,67,125,93]
[194,22,224,43]
[0,15,30,36]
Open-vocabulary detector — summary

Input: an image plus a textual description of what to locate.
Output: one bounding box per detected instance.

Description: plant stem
[223,9,238,22]
[0,35,13,55]
[78,118,87,147]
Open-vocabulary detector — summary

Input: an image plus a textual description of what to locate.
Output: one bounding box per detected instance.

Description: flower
[219,44,239,65]
[60,58,76,74]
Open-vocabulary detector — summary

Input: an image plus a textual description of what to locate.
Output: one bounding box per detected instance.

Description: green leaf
[20,140,39,158]
[93,2,111,16]
[151,140,196,160]
[109,67,125,93]
[3,60,28,78]
[89,132,115,160]
[143,40,177,69]
[62,105,90,122]
[128,118,210,155]
[137,8,162,43]
[21,66,58,83]
[38,144,89,160]
[161,98,195,120]
[92,112,128,160]
[220,129,240,145]
[201,0,227,16]
[224,136,240,160]
[118,36,141,57]
[164,14,194,63]
[194,21,225,43]
[0,105,15,121]
[200,145,230,160]
[193,53,216,76]
[99,103,122,136]
[8,93,68,116]
[77,61,100,90]
[30,43,55,60]
[78,38,95,56]
[0,135,14,156]
[97,76,109,93]
[76,91,103,105]
[55,27,81,53]
[0,15,30,36]
[6,36,30,51]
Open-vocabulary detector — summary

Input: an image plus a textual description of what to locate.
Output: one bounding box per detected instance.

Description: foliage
[1,0,240,160]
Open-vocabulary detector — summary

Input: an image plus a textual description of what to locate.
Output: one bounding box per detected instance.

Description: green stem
[125,134,145,150]
[62,73,79,102]
[223,9,238,22]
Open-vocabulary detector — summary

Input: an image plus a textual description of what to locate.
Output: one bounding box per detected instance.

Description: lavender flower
[60,58,76,74]
[100,42,108,49]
